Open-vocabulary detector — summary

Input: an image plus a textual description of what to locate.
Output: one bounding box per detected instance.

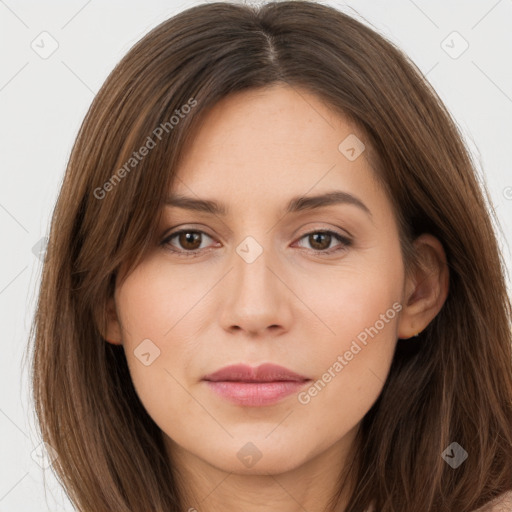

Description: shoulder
[473,490,512,512]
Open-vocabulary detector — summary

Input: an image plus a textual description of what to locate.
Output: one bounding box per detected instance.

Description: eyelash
[160,228,352,258]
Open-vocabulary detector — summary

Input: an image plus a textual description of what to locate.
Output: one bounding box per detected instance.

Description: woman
[29,1,512,510]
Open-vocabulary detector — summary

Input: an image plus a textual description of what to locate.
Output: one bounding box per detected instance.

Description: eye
[160,228,352,257]
[161,229,217,256]
[294,230,352,255]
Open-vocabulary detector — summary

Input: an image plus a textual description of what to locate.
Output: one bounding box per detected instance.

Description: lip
[202,363,311,406]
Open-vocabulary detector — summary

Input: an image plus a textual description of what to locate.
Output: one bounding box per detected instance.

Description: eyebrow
[165,190,372,218]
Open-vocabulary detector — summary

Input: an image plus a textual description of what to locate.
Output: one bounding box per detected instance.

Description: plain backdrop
[1,0,511,509]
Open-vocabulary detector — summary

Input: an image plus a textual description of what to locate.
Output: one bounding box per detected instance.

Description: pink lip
[202,363,311,406]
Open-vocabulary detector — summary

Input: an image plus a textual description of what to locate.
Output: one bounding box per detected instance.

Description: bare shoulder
[474,490,512,512]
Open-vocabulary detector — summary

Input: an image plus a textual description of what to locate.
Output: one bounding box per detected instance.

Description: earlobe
[397,234,450,340]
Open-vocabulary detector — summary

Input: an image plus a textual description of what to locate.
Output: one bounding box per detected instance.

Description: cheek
[300,257,402,355]
[114,258,224,422]
[304,282,399,392]
[294,296,399,443]
[114,265,189,396]
[295,251,403,413]
[117,259,208,343]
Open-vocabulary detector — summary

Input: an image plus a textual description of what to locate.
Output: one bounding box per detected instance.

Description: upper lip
[202,363,310,382]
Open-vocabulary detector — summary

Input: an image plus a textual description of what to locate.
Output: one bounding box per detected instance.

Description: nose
[218,240,293,337]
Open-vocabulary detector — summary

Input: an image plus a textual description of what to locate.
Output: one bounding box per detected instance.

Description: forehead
[171,84,383,212]
[180,84,360,161]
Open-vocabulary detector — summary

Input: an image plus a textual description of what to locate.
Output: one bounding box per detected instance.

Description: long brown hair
[28,1,512,510]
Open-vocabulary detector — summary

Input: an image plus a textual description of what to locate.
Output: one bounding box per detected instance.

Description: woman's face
[108,84,407,476]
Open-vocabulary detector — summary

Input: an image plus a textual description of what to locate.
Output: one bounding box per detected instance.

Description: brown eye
[308,232,332,251]
[161,228,352,258]
[295,230,352,254]
[162,230,215,254]
[177,231,202,250]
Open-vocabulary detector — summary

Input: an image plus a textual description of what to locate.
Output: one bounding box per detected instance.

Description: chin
[217,437,310,475]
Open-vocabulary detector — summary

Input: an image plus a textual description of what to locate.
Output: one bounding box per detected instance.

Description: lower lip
[204,380,310,406]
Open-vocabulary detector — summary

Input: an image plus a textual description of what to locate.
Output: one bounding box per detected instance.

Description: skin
[105,83,449,512]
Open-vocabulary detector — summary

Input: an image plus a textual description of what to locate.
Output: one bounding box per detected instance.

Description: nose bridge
[219,233,290,334]
[233,234,278,305]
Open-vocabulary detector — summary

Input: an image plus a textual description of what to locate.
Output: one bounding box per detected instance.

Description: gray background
[1,0,511,509]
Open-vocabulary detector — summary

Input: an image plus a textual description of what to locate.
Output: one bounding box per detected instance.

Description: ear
[397,233,450,339]
[101,295,123,345]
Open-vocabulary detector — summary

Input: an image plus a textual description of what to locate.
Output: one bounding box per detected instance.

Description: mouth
[202,363,311,406]
[202,362,310,382]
